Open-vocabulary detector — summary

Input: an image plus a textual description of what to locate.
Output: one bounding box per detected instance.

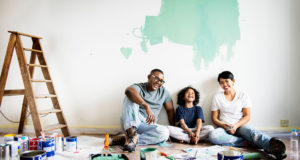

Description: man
[111,69,175,152]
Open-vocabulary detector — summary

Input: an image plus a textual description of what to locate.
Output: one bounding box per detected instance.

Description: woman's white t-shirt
[211,90,252,125]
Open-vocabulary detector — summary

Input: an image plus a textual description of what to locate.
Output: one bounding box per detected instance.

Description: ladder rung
[28,64,47,68]
[31,79,52,83]
[4,89,25,96]
[35,94,57,98]
[23,48,43,53]
[39,109,62,115]
[8,31,43,39]
[43,124,67,132]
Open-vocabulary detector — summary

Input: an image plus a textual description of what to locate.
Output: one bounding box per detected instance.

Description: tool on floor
[160,151,175,160]
[0,31,70,137]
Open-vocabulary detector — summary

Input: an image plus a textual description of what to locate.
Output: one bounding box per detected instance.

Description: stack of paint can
[14,135,29,154]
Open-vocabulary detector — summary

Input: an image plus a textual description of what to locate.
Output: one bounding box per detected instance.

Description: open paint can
[218,150,243,160]
[0,144,11,160]
[140,148,158,160]
[20,150,47,160]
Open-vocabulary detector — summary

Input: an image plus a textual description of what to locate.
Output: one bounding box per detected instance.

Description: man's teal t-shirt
[132,82,172,122]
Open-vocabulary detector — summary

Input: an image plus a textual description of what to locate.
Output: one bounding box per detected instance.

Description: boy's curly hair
[177,86,200,106]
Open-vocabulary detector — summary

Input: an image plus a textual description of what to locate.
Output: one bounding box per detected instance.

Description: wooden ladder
[0,31,70,137]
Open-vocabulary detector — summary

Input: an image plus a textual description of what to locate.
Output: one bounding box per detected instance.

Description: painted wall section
[135,0,240,69]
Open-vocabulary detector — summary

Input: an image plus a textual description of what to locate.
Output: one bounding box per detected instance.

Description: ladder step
[31,79,52,83]
[39,109,62,115]
[43,124,67,132]
[28,64,47,68]
[23,48,43,53]
[4,89,25,96]
[8,31,43,39]
[35,94,57,98]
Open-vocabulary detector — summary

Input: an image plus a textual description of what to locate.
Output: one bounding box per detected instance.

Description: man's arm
[125,86,155,124]
[164,100,175,126]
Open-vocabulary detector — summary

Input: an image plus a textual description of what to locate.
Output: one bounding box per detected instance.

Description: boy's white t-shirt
[211,90,252,125]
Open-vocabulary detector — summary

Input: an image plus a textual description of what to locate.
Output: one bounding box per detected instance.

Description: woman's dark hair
[218,71,234,82]
[177,86,200,106]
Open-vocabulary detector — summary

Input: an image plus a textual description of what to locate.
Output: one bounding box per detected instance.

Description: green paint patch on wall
[120,47,133,59]
[139,0,240,69]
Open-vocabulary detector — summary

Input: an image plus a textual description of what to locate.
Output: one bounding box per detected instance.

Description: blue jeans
[120,97,169,145]
[208,125,271,150]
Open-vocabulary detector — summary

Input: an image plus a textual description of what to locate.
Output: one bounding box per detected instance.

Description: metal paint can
[6,141,20,157]
[14,135,29,142]
[20,150,47,160]
[65,136,77,152]
[0,144,11,160]
[4,134,16,143]
[140,148,158,160]
[40,138,55,158]
[218,150,243,160]
[28,138,42,150]
[55,134,64,152]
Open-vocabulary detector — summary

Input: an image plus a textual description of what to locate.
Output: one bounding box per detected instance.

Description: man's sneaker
[266,137,287,159]
[109,132,126,146]
[124,127,138,152]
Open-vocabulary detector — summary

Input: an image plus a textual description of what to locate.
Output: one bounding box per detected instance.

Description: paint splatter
[120,47,132,59]
[137,0,240,69]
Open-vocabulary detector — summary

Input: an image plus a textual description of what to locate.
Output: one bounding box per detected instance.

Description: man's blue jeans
[209,125,271,151]
[120,97,169,145]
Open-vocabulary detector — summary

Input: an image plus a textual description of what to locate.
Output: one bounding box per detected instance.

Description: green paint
[131,111,135,120]
[120,47,132,59]
[138,0,240,69]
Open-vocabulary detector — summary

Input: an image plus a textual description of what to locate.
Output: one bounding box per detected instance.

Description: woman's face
[184,88,195,103]
[219,78,235,91]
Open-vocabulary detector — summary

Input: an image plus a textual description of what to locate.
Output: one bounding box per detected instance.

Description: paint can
[20,150,47,160]
[0,144,11,160]
[6,141,20,157]
[218,150,243,160]
[28,138,42,150]
[4,134,16,143]
[140,148,158,160]
[14,135,29,142]
[54,134,64,152]
[65,136,77,152]
[40,138,55,158]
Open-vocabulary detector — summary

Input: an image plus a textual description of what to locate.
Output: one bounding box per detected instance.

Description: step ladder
[0,31,70,137]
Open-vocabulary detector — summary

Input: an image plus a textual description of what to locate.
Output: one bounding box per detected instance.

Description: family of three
[109,69,286,159]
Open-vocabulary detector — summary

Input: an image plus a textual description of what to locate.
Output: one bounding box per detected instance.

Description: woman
[209,71,286,159]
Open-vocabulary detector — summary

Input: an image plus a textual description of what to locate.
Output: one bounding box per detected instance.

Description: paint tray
[90,154,129,160]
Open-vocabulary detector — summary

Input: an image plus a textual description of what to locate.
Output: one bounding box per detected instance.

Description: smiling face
[184,88,195,103]
[219,78,235,92]
[147,71,165,91]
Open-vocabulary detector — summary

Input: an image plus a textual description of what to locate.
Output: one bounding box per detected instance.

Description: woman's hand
[228,124,238,134]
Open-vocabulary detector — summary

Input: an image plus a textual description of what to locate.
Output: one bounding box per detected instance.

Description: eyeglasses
[151,74,165,84]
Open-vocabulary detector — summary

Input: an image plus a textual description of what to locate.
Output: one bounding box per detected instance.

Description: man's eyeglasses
[151,75,165,84]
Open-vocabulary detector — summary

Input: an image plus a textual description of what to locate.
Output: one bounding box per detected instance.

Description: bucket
[20,150,47,160]
[65,136,77,152]
[218,150,243,160]
[28,138,42,150]
[4,134,16,143]
[140,148,158,160]
[6,141,20,157]
[40,138,55,157]
[0,144,11,160]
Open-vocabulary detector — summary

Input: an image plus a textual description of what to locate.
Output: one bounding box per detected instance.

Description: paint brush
[160,151,175,160]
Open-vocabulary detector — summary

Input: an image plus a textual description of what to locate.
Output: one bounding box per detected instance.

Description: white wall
[0,0,299,132]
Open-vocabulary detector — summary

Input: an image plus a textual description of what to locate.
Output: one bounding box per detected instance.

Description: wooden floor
[109,137,292,159]
[0,131,297,159]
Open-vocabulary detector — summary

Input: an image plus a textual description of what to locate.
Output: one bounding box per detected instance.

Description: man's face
[147,71,165,91]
